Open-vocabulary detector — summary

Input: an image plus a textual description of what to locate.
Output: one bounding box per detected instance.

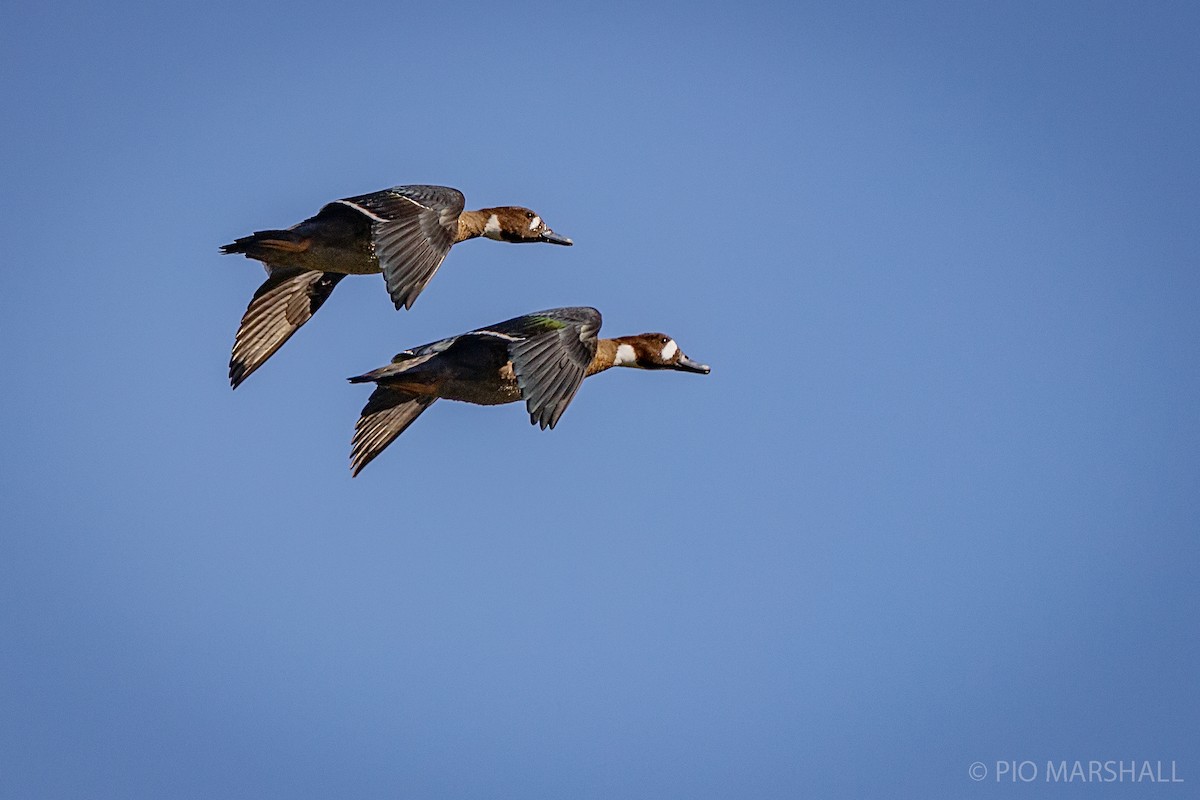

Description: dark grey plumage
[506,308,602,429]
[332,185,465,311]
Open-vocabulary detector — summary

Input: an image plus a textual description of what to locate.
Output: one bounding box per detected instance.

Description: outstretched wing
[331,185,464,311]
[502,307,602,430]
[350,388,437,476]
[230,269,344,389]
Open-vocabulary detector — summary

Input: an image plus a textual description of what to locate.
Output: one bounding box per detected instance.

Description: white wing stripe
[331,199,388,222]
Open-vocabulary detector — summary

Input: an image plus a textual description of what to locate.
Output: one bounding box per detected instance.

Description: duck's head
[612,333,711,374]
[482,206,573,245]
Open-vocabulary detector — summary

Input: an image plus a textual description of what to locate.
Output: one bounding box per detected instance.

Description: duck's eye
[660,337,669,345]
[525,211,534,219]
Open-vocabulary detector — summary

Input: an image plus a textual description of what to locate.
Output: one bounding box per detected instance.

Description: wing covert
[505,308,602,430]
[334,185,465,310]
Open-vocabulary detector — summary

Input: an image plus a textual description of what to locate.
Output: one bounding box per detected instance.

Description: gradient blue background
[2,2,1197,797]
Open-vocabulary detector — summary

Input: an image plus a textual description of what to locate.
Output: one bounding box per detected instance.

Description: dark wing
[331,185,465,311]
[350,388,436,476]
[346,331,471,387]
[230,269,345,389]
[502,307,602,430]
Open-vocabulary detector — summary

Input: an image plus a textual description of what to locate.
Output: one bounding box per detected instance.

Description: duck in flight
[347,306,710,476]
[220,184,572,388]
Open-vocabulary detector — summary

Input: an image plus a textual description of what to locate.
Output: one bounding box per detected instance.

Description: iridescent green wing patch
[504,308,602,430]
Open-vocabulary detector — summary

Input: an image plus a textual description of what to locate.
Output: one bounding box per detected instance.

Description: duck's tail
[219,229,309,260]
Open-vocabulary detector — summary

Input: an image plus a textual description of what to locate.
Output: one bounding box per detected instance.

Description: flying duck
[220,184,572,388]
[347,306,710,475]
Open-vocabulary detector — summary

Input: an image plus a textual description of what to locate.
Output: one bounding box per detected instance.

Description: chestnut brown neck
[586,339,622,377]
[455,209,492,243]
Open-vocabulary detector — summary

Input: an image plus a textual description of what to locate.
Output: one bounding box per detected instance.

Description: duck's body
[220,184,571,388]
[348,307,711,476]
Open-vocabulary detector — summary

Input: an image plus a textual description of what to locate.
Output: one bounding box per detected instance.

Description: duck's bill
[673,354,711,374]
[539,229,573,245]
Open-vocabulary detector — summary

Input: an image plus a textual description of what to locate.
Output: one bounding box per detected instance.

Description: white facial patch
[484,213,502,239]
[614,343,638,366]
[660,339,678,361]
[528,215,541,231]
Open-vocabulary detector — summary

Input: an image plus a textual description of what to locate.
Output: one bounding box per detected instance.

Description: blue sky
[2,1,1197,797]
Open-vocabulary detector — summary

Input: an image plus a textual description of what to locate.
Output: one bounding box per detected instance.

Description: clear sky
[2,2,1197,797]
